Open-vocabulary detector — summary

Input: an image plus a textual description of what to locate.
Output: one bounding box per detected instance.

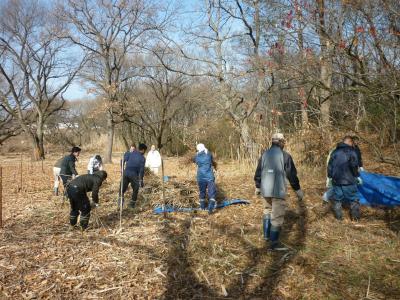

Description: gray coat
[254,144,301,200]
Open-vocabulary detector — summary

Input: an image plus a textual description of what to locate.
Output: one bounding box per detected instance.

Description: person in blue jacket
[119,143,147,208]
[327,136,362,221]
[194,143,218,214]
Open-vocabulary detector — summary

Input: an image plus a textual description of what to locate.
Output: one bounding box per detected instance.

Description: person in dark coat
[119,143,147,208]
[254,133,303,250]
[66,170,107,230]
[194,143,218,214]
[327,136,362,221]
[60,146,81,186]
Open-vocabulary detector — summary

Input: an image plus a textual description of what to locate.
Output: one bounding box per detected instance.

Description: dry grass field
[0,152,399,299]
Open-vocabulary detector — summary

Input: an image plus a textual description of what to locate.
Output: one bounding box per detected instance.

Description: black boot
[70,211,78,226]
[350,200,360,221]
[263,214,271,241]
[268,226,287,251]
[128,200,136,209]
[80,214,90,230]
[333,201,343,220]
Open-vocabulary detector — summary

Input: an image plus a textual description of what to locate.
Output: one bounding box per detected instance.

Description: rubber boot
[208,199,217,214]
[263,214,271,241]
[54,187,59,196]
[268,226,287,251]
[128,200,136,209]
[70,214,78,226]
[199,199,206,210]
[333,201,343,220]
[80,214,90,230]
[350,200,360,221]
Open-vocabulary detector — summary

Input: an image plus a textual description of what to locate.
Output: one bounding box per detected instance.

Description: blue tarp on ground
[358,171,400,207]
[153,199,250,214]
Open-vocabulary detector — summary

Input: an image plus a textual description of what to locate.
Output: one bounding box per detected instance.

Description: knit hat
[271,133,284,141]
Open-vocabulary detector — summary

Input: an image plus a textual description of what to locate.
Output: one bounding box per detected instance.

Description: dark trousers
[67,185,91,229]
[120,174,140,205]
[60,175,72,186]
[198,180,217,200]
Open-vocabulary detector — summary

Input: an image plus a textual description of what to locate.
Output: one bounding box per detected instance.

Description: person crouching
[67,170,107,230]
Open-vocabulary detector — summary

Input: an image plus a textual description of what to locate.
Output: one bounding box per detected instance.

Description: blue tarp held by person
[358,171,400,207]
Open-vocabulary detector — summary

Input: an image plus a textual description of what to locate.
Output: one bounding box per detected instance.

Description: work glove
[90,201,99,209]
[295,189,304,201]
[326,178,332,188]
[255,188,261,195]
[357,177,363,185]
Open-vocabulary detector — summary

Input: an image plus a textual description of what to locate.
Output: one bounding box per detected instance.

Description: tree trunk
[320,58,332,126]
[30,133,45,161]
[316,0,332,127]
[104,110,114,163]
[239,119,255,160]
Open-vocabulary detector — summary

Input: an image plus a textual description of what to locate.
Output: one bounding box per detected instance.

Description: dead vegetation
[0,152,399,299]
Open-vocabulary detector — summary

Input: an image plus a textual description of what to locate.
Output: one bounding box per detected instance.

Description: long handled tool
[161,158,166,218]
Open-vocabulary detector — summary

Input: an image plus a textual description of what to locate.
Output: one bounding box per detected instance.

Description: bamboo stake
[19,153,22,192]
[161,158,166,218]
[0,166,2,227]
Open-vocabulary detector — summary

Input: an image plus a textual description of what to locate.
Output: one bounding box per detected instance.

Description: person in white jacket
[87,155,103,174]
[145,145,162,174]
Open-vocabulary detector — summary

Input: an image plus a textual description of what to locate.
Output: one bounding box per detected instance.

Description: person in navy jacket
[327,136,362,221]
[194,143,218,214]
[119,143,147,208]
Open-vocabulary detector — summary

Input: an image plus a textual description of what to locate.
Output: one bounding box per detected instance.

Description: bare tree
[0,0,84,160]
[58,0,171,162]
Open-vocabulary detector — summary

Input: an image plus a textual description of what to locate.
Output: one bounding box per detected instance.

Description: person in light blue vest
[194,143,218,214]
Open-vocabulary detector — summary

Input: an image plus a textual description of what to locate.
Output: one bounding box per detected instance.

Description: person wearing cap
[145,145,162,175]
[119,143,147,208]
[66,170,107,230]
[194,143,218,214]
[327,135,362,221]
[254,133,304,250]
[87,154,103,174]
[60,146,81,186]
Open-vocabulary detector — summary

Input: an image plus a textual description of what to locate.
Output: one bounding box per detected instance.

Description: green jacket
[60,154,78,176]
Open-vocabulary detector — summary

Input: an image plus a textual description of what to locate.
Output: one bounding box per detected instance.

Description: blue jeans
[332,184,360,220]
[333,184,358,202]
[198,180,217,200]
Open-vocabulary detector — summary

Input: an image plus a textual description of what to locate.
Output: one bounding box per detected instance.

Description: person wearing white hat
[194,143,218,214]
[254,133,304,250]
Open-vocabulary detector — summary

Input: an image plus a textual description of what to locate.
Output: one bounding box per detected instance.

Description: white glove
[255,188,261,195]
[326,178,332,188]
[295,189,304,201]
[357,177,363,185]
[90,201,99,209]
[360,167,365,172]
